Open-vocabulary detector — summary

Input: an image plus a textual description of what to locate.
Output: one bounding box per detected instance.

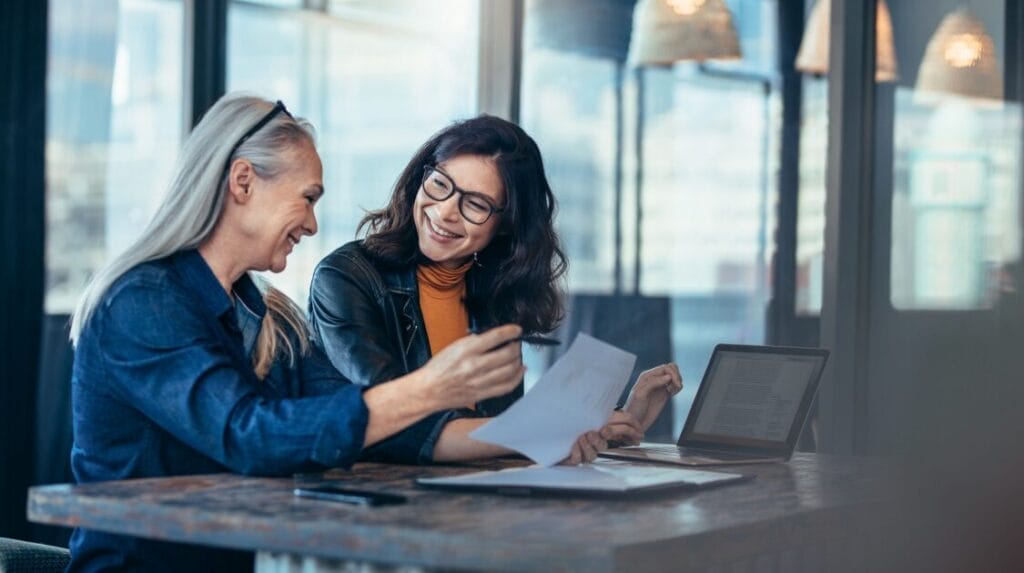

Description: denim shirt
[66,250,436,573]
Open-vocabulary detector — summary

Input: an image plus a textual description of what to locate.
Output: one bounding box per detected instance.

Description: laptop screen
[681,346,828,451]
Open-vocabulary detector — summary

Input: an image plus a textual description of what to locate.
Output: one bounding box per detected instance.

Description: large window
[887,0,1020,310]
[795,76,827,316]
[45,0,480,313]
[792,0,1022,314]
[520,50,620,292]
[228,0,481,305]
[522,0,781,437]
[46,0,184,313]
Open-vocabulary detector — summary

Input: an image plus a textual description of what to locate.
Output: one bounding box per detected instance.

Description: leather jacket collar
[309,241,519,417]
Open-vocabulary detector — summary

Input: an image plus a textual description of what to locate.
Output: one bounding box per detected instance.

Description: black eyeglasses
[420,166,506,225]
[221,100,293,182]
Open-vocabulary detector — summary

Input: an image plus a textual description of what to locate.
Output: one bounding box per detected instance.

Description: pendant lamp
[795,0,899,82]
[628,0,742,66]
[915,7,1002,101]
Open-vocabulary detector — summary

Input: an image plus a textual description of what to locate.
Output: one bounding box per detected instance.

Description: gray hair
[70,93,316,344]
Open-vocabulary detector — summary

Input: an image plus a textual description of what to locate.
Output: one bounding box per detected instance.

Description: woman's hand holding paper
[560,411,643,464]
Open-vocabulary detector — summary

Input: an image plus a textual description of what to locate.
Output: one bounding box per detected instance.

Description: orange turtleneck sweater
[416,260,474,358]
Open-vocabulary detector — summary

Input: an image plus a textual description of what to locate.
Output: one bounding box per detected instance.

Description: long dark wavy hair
[358,115,567,334]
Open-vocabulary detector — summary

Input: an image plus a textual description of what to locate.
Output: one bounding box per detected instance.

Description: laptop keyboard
[643,444,685,454]
[640,444,756,460]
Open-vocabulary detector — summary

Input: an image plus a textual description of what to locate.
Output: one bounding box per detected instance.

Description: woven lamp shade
[628,0,742,66]
[795,0,898,82]
[915,8,1002,101]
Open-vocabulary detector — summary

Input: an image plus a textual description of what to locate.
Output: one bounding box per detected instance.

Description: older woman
[308,115,682,463]
[66,95,530,573]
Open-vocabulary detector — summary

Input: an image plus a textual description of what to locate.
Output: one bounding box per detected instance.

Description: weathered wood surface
[28,454,893,572]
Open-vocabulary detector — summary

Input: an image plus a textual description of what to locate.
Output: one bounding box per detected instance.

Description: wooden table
[28,454,895,572]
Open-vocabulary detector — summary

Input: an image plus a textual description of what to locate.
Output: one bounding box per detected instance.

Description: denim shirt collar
[170,250,267,321]
[234,298,263,358]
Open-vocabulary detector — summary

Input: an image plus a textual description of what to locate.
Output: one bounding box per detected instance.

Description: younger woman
[309,116,681,462]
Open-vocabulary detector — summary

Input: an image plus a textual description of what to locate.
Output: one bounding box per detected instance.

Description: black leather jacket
[308,241,524,461]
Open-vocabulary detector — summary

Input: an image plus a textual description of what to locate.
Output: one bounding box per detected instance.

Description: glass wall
[46,0,184,313]
[886,0,1021,310]
[520,50,620,292]
[228,0,480,305]
[795,74,827,316]
[791,0,1022,315]
[852,0,1024,457]
[521,0,782,436]
[41,1,819,418]
[792,0,831,317]
[45,1,480,314]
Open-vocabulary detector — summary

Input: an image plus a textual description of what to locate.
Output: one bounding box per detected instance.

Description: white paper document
[470,333,637,466]
[417,459,747,493]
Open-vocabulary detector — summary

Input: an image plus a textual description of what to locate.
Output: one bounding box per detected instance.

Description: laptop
[600,344,829,467]
[416,459,752,497]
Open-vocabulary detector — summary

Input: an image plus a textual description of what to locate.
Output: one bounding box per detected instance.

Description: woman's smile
[425,210,464,241]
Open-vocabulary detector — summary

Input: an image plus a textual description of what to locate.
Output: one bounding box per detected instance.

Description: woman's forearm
[359,326,526,450]
[360,370,443,447]
[432,418,516,461]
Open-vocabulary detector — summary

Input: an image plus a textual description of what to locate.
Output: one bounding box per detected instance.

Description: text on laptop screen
[690,351,822,442]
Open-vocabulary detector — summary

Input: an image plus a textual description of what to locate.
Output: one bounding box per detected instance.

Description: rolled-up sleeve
[358,410,454,464]
[100,282,368,475]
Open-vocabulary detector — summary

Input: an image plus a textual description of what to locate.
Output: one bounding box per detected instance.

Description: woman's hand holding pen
[624,363,684,434]
[419,324,525,410]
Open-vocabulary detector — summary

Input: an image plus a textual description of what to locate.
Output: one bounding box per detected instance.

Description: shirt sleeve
[357,410,454,464]
[299,340,461,464]
[99,281,369,476]
[296,343,448,463]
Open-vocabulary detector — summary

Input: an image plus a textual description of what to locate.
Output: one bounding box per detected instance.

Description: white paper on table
[470,333,636,466]
[416,459,746,492]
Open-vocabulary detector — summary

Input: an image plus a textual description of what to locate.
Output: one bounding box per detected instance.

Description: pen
[467,327,561,346]
[518,335,561,346]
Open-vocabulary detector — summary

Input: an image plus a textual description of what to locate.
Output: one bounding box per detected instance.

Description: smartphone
[293,485,407,506]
